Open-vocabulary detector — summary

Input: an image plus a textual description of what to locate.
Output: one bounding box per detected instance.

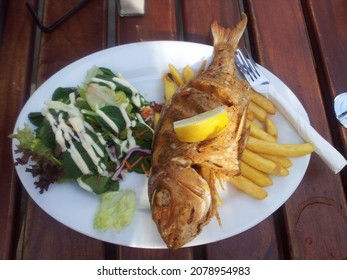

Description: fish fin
[236,106,250,157]
[206,169,221,226]
[211,13,247,47]
[198,167,221,226]
[238,124,250,160]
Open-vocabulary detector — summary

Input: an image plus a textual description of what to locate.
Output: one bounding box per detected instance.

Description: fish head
[149,164,212,249]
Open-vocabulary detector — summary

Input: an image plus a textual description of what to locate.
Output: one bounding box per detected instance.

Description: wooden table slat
[246,0,347,259]
[22,0,109,260]
[1,0,346,260]
[182,0,245,44]
[205,217,282,260]
[0,0,38,260]
[305,0,347,173]
[116,0,178,44]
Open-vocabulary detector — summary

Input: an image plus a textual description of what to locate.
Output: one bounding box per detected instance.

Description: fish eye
[154,188,171,207]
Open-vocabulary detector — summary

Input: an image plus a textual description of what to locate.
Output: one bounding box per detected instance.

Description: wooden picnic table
[1,0,346,260]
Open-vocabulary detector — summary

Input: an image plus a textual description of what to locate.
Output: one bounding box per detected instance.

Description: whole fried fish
[148,15,250,249]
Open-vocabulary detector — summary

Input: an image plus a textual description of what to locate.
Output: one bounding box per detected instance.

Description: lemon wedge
[173,107,229,142]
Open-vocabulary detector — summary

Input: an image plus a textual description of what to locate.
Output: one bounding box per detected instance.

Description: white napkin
[253,83,347,174]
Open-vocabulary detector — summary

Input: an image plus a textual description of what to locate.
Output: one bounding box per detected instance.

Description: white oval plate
[12,41,310,248]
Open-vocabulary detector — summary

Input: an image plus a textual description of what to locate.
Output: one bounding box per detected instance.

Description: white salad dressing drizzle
[69,142,91,174]
[119,103,136,128]
[39,70,150,191]
[124,128,137,153]
[76,177,93,192]
[68,117,108,175]
[112,76,142,108]
[136,112,154,133]
[91,77,116,91]
[131,92,142,108]
[96,133,107,146]
[42,93,109,176]
[57,113,75,151]
[95,106,120,133]
[83,120,107,146]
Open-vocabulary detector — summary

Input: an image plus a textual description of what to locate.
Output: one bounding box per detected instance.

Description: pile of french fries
[158,63,314,200]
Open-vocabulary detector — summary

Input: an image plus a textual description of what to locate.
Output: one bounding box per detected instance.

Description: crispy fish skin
[148,15,250,249]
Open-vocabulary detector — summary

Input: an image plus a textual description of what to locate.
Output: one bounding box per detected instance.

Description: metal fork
[235,49,272,87]
[235,48,346,173]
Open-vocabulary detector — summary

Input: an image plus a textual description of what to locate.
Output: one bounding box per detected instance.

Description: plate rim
[12,41,311,249]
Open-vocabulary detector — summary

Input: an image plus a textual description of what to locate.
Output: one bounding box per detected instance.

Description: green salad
[11,66,156,232]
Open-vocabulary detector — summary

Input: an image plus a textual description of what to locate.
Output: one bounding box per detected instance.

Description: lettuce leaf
[10,123,63,193]
[79,174,119,194]
[94,190,136,232]
[11,66,156,197]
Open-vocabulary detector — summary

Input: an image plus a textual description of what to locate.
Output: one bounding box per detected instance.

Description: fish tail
[211,13,247,48]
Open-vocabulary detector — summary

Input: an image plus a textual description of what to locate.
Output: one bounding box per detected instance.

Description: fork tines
[235,49,259,82]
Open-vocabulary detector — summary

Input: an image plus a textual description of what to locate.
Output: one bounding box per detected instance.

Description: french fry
[246,120,277,143]
[246,110,255,121]
[162,73,176,100]
[265,116,278,138]
[246,136,315,157]
[226,175,268,200]
[260,154,293,168]
[242,149,289,176]
[248,119,262,128]
[183,65,195,82]
[240,161,273,187]
[250,90,276,114]
[163,62,315,201]
[168,64,184,87]
[248,101,267,122]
